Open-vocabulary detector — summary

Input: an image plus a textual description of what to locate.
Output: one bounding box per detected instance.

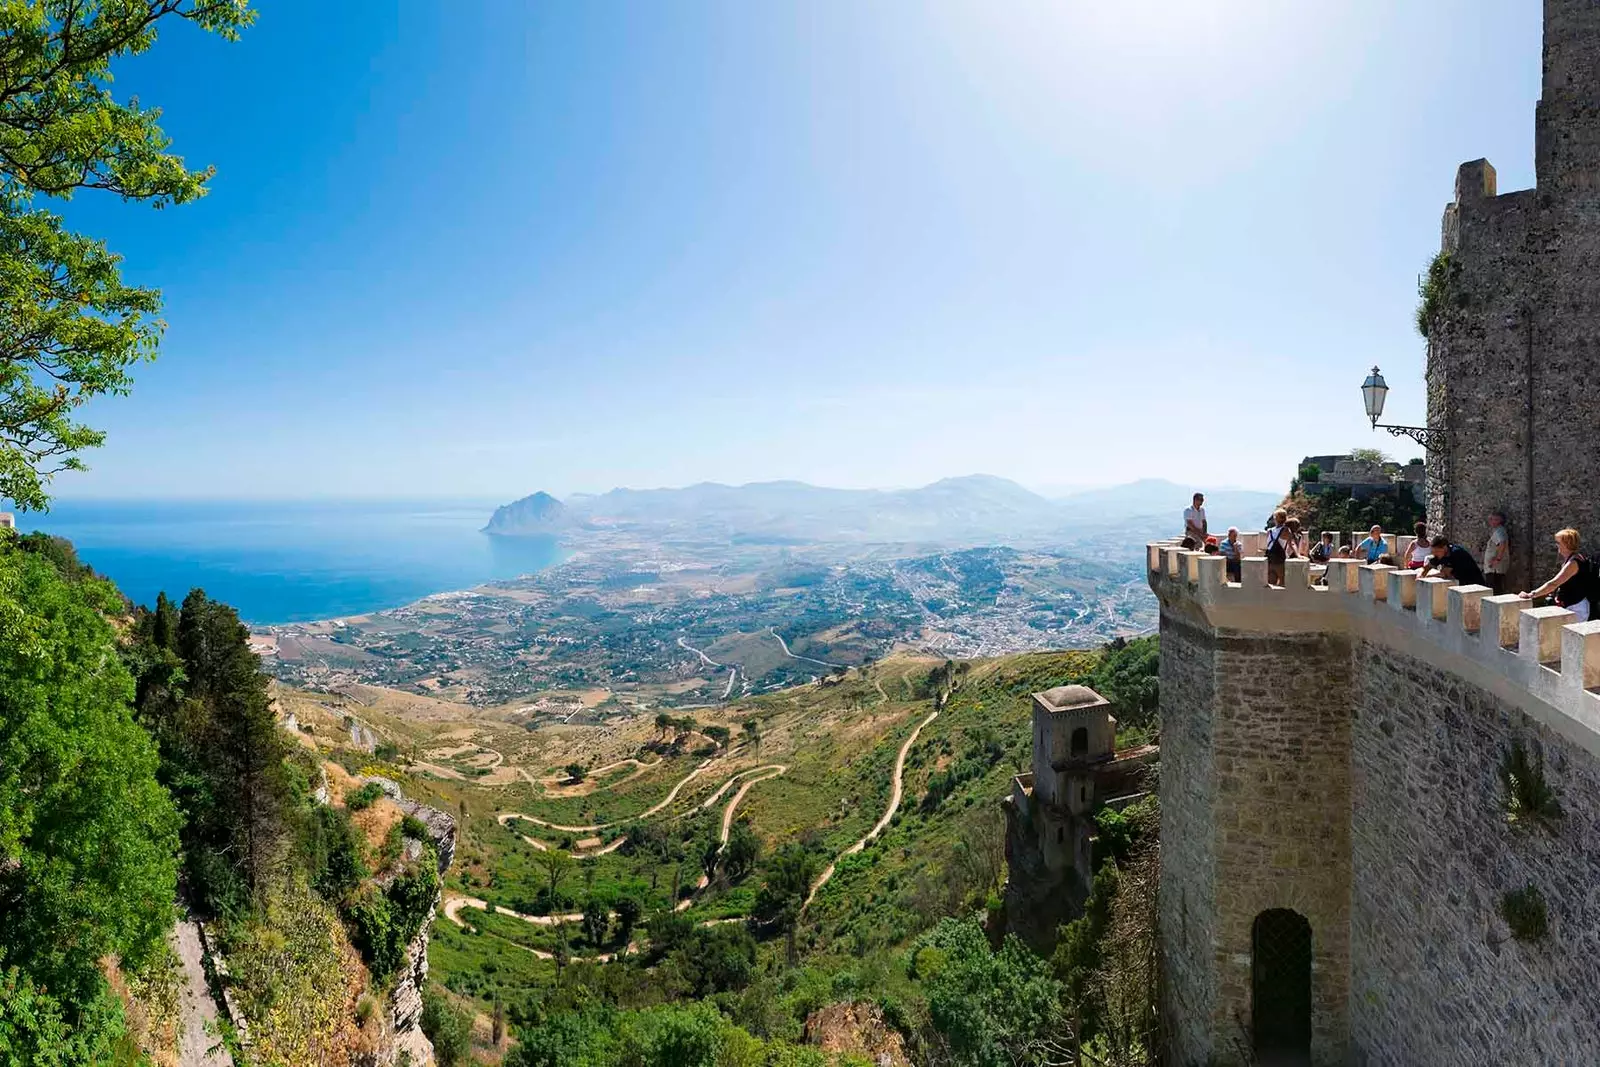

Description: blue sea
[13,500,565,626]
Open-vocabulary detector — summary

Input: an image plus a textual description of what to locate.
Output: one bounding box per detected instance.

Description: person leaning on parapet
[1418,535,1486,587]
[1407,522,1431,569]
[1483,511,1511,595]
[1356,525,1386,564]
[1520,527,1595,622]
[1183,492,1208,547]
[1309,531,1336,564]
[1218,526,1244,583]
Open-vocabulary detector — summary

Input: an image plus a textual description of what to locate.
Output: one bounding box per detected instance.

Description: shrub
[345,852,440,979]
[1501,741,1562,830]
[421,986,473,1067]
[1500,885,1549,943]
[345,782,384,812]
[400,815,430,841]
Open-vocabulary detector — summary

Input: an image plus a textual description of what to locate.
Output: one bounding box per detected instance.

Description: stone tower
[1427,0,1600,589]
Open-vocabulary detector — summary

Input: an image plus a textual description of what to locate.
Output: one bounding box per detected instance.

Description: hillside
[483,492,569,536]
[277,640,1160,1064]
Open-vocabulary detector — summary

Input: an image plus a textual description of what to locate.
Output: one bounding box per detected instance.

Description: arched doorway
[1252,909,1312,1059]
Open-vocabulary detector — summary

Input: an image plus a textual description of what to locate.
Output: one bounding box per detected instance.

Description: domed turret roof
[1035,685,1107,712]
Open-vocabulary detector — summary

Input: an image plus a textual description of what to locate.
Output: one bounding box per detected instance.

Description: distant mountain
[482,491,568,535]
[1057,479,1282,533]
[485,476,1280,545]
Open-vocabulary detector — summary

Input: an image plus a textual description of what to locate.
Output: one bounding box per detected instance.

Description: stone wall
[1155,611,1219,1065]
[1151,539,1600,1065]
[1426,1,1600,590]
[1157,612,1352,1065]
[1349,643,1600,1063]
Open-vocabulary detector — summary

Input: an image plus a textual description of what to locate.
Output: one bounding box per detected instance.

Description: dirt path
[766,626,843,669]
[676,764,786,911]
[497,755,720,836]
[172,917,232,1066]
[804,709,939,909]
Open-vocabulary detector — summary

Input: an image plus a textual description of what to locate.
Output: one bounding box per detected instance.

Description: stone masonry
[1150,543,1600,1065]
[1427,0,1600,590]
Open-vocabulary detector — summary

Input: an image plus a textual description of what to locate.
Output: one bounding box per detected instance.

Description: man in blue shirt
[1356,525,1387,564]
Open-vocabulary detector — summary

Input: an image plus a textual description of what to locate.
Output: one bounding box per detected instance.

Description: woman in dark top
[1521,527,1590,622]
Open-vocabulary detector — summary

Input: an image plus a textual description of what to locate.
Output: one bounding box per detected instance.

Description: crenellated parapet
[1148,540,1600,760]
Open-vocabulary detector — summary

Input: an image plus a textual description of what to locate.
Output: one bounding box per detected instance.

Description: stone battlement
[1148,539,1600,760]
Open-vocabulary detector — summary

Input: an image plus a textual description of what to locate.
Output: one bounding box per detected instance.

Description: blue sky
[51,0,1542,502]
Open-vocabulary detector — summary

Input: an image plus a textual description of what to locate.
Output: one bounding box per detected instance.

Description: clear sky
[50,0,1543,502]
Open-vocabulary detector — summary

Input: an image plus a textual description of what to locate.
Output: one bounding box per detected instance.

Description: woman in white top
[1407,522,1431,569]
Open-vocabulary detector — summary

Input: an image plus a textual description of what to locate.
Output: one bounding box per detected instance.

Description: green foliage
[0,544,180,1029]
[302,804,369,902]
[219,879,355,1065]
[0,0,254,510]
[1500,740,1563,831]
[582,894,612,948]
[0,961,129,1067]
[421,985,474,1067]
[504,999,836,1067]
[1415,251,1465,339]
[345,781,384,812]
[724,819,762,881]
[1500,884,1549,943]
[130,587,297,913]
[1282,485,1424,545]
[916,918,1065,1067]
[401,814,430,841]
[1088,637,1160,743]
[347,852,440,980]
[1349,447,1390,467]
[566,762,587,783]
[1298,463,1321,484]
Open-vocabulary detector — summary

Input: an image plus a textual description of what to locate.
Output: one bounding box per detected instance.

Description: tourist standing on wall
[1184,493,1208,547]
[1520,528,1592,622]
[1264,509,1290,585]
[1356,525,1386,564]
[1419,536,1486,586]
[1483,512,1511,595]
[1219,527,1244,583]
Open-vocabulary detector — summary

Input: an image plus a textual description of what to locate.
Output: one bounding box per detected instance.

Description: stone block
[1197,553,1226,593]
[1519,605,1574,664]
[1386,569,1418,610]
[1284,557,1310,589]
[1360,564,1395,601]
[1482,595,1532,650]
[1560,620,1600,691]
[1183,550,1204,584]
[1243,556,1268,587]
[1417,576,1455,620]
[1326,558,1360,593]
[1447,584,1492,634]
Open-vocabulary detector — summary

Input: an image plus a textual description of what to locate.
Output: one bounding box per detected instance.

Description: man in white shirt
[1483,511,1510,595]
[1183,493,1207,547]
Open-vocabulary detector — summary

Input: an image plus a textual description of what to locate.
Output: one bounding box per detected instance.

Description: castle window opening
[1070,726,1088,757]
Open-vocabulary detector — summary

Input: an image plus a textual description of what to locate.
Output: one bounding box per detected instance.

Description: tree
[753,844,819,966]
[0,545,181,1038]
[1349,447,1390,467]
[704,725,731,751]
[741,718,760,752]
[538,849,576,909]
[614,893,643,958]
[655,712,674,743]
[565,761,586,783]
[493,996,506,1048]
[0,0,254,511]
[918,918,1066,1067]
[581,894,612,948]
[724,819,761,881]
[421,985,473,1067]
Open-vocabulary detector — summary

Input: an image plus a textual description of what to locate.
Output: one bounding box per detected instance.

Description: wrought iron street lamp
[1361,365,1446,453]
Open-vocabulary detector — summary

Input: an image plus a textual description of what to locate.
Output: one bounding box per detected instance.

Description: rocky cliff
[481,491,567,536]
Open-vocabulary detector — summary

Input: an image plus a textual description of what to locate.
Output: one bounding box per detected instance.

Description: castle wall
[1156,611,1220,1065]
[1158,611,1352,1066]
[1427,0,1600,588]
[1349,643,1600,1064]
[1152,543,1600,1065]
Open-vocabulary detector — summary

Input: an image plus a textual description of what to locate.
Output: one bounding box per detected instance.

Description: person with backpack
[1264,509,1291,585]
[1520,527,1593,622]
[1418,535,1485,586]
[1356,525,1387,564]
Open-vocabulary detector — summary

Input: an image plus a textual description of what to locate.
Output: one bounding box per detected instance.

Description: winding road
[804,708,939,909]
[766,626,843,669]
